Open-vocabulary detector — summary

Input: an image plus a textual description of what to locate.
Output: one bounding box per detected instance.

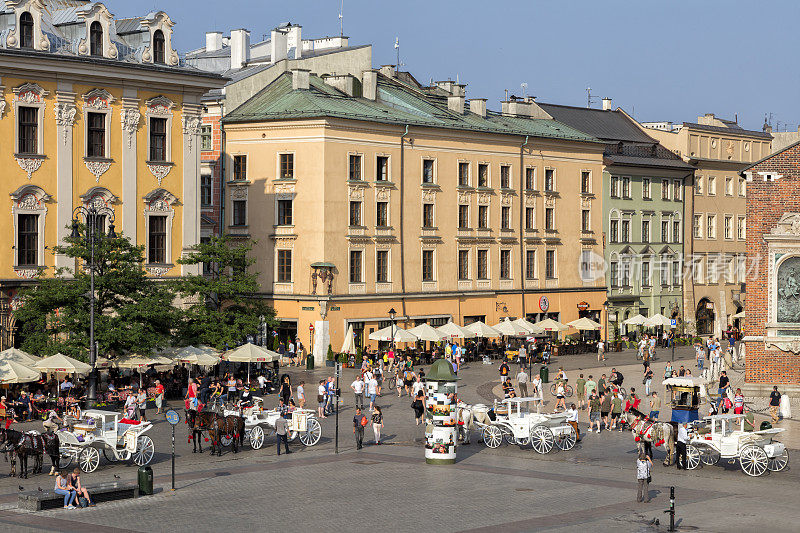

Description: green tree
[14,226,178,360]
[176,236,276,350]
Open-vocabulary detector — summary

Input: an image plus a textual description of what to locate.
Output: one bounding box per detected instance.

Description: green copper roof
[224,73,600,144]
[426,358,459,381]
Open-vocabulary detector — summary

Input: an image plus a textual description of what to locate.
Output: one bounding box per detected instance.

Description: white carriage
[57,410,155,473]
[685,413,788,477]
[476,398,578,454]
[223,397,321,449]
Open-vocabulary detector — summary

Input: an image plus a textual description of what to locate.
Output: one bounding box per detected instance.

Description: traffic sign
[670,319,677,328]
[165,409,181,425]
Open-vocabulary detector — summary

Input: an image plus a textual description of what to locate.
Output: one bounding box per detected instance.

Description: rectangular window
[458,250,469,280]
[621,261,631,287]
[422,159,434,183]
[349,250,362,282]
[693,215,702,238]
[478,205,488,229]
[708,176,716,196]
[661,220,669,243]
[622,176,631,198]
[641,219,650,243]
[277,199,293,225]
[87,112,105,158]
[422,250,434,281]
[201,175,212,207]
[233,155,247,180]
[500,165,511,189]
[500,249,511,279]
[581,171,590,194]
[18,107,38,155]
[642,178,651,199]
[349,201,362,226]
[525,207,535,230]
[544,169,555,191]
[376,250,388,282]
[611,176,620,198]
[525,250,536,280]
[673,180,682,200]
[737,216,746,240]
[423,204,434,228]
[148,215,167,264]
[707,214,716,239]
[201,125,212,151]
[149,117,167,162]
[525,168,535,190]
[477,249,488,279]
[610,261,619,287]
[17,213,38,266]
[725,177,733,196]
[349,154,362,181]
[661,179,670,200]
[277,250,292,282]
[610,219,618,243]
[642,261,651,287]
[581,209,590,231]
[545,250,556,279]
[672,261,681,286]
[477,163,488,187]
[738,177,746,197]
[501,206,511,230]
[621,220,630,242]
[695,176,703,195]
[376,156,389,181]
[673,221,680,243]
[279,153,294,179]
[232,200,247,226]
[661,260,669,286]
[376,201,388,227]
[724,215,733,239]
[545,208,554,230]
[458,205,469,228]
[458,162,470,186]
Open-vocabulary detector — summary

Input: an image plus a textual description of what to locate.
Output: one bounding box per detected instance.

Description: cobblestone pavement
[0,346,797,532]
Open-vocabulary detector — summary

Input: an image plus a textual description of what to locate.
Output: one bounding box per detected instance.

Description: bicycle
[549,382,574,398]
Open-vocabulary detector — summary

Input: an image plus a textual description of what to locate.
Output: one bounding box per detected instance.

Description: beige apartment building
[642,115,772,336]
[223,68,607,361]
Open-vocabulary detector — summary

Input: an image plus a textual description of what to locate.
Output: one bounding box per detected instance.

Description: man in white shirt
[351,377,365,410]
[366,377,379,411]
[516,368,529,398]
[565,403,580,441]
[257,374,268,394]
[597,340,605,362]
[676,423,688,470]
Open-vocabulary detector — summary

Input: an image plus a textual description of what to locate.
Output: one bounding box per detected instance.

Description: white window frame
[545,248,557,279]
[642,177,651,199]
[622,176,631,198]
[737,216,746,240]
[13,83,48,155]
[693,213,703,239]
[723,214,733,240]
[143,188,177,265]
[347,152,365,181]
[661,179,670,200]
[421,157,437,184]
[525,166,536,190]
[275,248,293,283]
[349,246,365,284]
[725,176,734,196]
[525,248,537,280]
[374,153,391,182]
[610,175,620,198]
[738,177,746,197]
[276,151,296,180]
[673,179,682,201]
[145,96,175,163]
[545,207,555,231]
[695,175,704,195]
[421,247,436,282]
[499,248,513,279]
[375,248,391,283]
[11,185,49,269]
[375,198,390,228]
[82,89,114,160]
[477,161,491,188]
[500,164,513,189]
[580,169,591,194]
[544,167,556,192]
[476,248,491,280]
[457,160,471,187]
[707,175,717,196]
[707,214,717,239]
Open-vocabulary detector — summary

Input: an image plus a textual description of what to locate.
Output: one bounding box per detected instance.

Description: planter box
[325,360,336,367]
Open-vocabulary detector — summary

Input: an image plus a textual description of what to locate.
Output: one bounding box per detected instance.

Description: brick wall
[744,141,800,384]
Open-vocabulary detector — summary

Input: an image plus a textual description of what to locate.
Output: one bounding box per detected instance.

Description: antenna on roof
[339,0,344,37]
[521,82,528,99]
[394,37,404,70]
[504,89,508,101]
[586,86,599,108]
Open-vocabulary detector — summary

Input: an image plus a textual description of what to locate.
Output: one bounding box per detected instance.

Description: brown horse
[185,409,219,454]
[0,428,46,478]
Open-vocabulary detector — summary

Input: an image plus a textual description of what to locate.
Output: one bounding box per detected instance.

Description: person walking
[566,403,580,441]
[553,381,567,412]
[154,380,165,415]
[600,391,612,431]
[575,374,587,409]
[531,374,544,411]
[733,388,744,415]
[317,380,327,418]
[584,375,597,410]
[636,452,652,503]
[395,368,404,397]
[769,386,782,424]
[297,380,305,409]
[372,405,384,444]
[499,360,510,383]
[588,391,601,433]
[717,371,730,410]
[366,374,379,412]
[597,339,605,362]
[274,413,291,455]
[411,392,425,425]
[516,367,528,398]
[353,407,366,449]
[351,375,365,410]
[610,391,622,430]
[643,365,653,396]
[649,392,660,420]
[676,423,688,469]
[136,388,148,422]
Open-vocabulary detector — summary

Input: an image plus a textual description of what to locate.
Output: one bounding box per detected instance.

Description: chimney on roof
[323,74,358,97]
[470,98,487,118]
[379,65,396,78]
[286,24,302,59]
[291,69,310,90]
[206,32,223,52]
[448,94,465,114]
[602,97,612,111]
[230,29,251,70]
[362,70,378,100]
[271,27,288,64]
[501,98,552,119]
[436,80,454,94]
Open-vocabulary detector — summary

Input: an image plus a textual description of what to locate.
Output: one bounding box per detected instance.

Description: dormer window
[20,12,34,49]
[153,30,165,64]
[90,21,103,56]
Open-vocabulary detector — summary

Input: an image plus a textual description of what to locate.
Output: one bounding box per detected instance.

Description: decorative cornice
[13,267,41,279]
[120,108,140,149]
[145,266,170,278]
[765,338,800,354]
[147,162,172,186]
[83,89,115,110]
[54,102,77,145]
[84,159,111,183]
[181,114,201,153]
[15,156,43,180]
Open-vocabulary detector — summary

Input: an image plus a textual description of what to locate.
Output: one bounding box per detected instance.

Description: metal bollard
[662,485,675,531]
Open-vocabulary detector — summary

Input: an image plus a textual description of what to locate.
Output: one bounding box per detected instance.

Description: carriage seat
[19,481,140,511]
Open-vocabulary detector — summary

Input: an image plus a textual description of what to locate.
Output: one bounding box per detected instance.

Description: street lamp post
[603,300,610,355]
[71,204,116,409]
[388,307,396,359]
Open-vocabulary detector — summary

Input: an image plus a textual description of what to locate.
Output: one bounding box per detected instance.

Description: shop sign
[539,296,550,312]
[302,306,315,311]
[577,301,590,312]
[330,306,341,311]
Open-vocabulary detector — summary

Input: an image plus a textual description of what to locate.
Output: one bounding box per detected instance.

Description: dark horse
[185,410,244,456]
[0,428,57,478]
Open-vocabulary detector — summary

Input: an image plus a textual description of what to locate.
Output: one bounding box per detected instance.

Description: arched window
[20,12,34,49]
[152,30,165,64]
[90,21,103,56]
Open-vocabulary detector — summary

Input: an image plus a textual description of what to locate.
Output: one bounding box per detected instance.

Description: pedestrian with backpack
[353,407,367,449]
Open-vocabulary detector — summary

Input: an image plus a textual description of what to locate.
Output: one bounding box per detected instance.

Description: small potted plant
[325,344,336,367]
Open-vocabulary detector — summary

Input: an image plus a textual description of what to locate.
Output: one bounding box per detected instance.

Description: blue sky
[108,0,798,131]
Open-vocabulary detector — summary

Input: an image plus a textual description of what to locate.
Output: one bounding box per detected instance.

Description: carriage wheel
[299,419,322,446]
[699,447,720,466]
[220,434,233,447]
[740,445,768,476]
[79,447,100,473]
[767,449,789,472]
[685,444,701,470]
[132,436,155,466]
[250,425,265,450]
[103,449,120,462]
[555,424,577,451]
[58,450,74,469]
[530,424,554,454]
[502,427,516,445]
[483,425,503,448]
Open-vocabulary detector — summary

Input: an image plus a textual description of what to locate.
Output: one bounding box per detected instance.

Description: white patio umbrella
[623,314,647,326]
[114,354,173,388]
[175,346,221,382]
[492,318,529,336]
[644,314,672,328]
[436,321,476,339]
[567,317,603,331]
[94,357,113,370]
[535,318,569,332]
[341,324,358,355]
[0,347,40,367]
[0,360,41,384]
[368,325,418,343]
[732,311,745,319]
[408,323,447,342]
[34,353,92,375]
[465,320,502,338]
[223,343,279,383]
[512,318,545,335]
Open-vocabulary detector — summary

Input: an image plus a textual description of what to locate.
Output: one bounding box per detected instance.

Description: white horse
[624,412,676,466]
[455,402,492,444]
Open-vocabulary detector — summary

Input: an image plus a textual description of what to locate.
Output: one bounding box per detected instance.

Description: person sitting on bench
[68,468,94,507]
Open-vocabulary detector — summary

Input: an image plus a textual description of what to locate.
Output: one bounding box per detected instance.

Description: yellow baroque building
[0,1,225,348]
[223,68,607,362]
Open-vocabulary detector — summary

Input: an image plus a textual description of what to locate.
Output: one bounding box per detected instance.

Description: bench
[18,481,139,511]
